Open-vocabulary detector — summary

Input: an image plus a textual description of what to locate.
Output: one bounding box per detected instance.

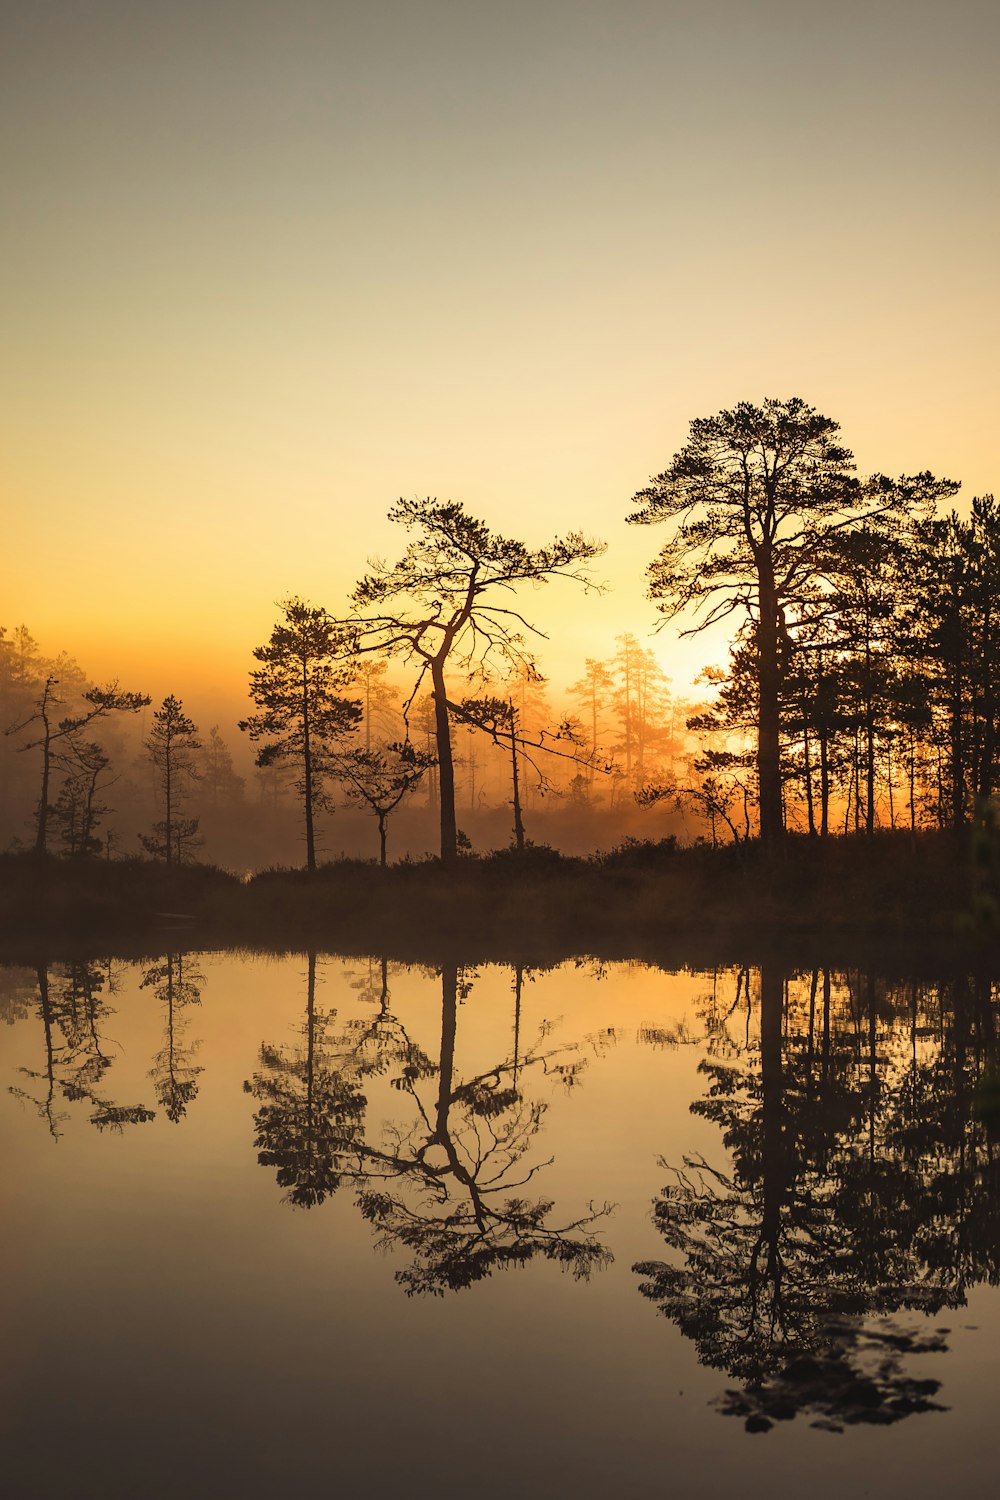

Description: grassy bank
[0,830,993,967]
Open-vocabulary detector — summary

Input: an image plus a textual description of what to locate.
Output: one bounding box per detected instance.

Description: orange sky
[3,1,998,729]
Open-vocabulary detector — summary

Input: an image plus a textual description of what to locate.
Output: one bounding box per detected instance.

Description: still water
[2,953,1000,1499]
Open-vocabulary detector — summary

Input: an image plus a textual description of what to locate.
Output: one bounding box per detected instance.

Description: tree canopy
[628,397,957,843]
[343,498,604,862]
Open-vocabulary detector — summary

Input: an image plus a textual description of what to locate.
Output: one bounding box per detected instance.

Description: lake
[2,952,999,1498]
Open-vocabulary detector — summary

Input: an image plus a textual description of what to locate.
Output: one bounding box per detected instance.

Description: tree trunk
[301,661,316,871]
[431,657,457,864]
[34,729,52,856]
[510,704,525,852]
[164,738,173,867]
[378,812,387,868]
[756,573,783,847]
[33,683,55,856]
[803,721,816,837]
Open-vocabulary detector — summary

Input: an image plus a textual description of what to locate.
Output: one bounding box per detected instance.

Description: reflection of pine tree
[244,954,367,1207]
[631,964,1000,1431]
[353,964,611,1296]
[246,960,611,1293]
[143,955,204,1123]
[880,974,1000,1298]
[11,963,155,1136]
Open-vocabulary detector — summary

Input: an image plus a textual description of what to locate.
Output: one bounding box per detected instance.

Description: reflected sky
[3,955,1000,1498]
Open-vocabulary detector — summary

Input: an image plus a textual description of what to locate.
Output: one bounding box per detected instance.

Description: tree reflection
[143,954,204,1123]
[354,963,611,1295]
[247,959,612,1293]
[244,953,367,1207]
[632,963,1000,1430]
[10,962,155,1136]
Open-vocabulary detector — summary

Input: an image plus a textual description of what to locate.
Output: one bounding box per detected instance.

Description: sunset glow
[4,1,997,718]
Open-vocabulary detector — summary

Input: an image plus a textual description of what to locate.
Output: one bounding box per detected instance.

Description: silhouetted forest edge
[3,829,996,967]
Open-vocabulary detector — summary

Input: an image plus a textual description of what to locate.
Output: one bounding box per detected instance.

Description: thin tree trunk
[301,660,316,871]
[803,722,816,837]
[510,705,525,852]
[164,735,173,868]
[34,687,54,856]
[756,573,783,847]
[431,657,457,864]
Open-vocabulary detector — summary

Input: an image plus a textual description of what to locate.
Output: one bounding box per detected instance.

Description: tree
[342,498,604,863]
[200,725,245,808]
[52,737,114,857]
[6,676,149,855]
[568,657,615,796]
[903,498,1000,827]
[140,695,203,865]
[334,740,436,866]
[0,625,44,838]
[240,598,361,871]
[627,398,953,845]
[451,691,597,851]
[348,658,399,751]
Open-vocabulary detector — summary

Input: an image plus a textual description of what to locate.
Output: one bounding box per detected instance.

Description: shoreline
[2,831,996,970]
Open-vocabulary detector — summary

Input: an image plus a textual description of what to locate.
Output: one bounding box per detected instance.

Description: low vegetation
[0,828,992,967]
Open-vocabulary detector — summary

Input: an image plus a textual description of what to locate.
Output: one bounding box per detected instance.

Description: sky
[3,0,998,727]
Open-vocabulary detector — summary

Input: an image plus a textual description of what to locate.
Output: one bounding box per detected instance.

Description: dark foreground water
[3,953,1000,1499]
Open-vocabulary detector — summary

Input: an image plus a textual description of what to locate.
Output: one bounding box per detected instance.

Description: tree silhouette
[348,657,399,751]
[341,498,603,863]
[200,725,245,809]
[628,399,955,845]
[334,740,435,866]
[140,695,203,864]
[904,497,1000,827]
[52,735,115,856]
[240,598,361,871]
[451,691,597,851]
[6,675,149,855]
[568,657,615,798]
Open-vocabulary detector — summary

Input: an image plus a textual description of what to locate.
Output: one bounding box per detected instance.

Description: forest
[3,399,999,931]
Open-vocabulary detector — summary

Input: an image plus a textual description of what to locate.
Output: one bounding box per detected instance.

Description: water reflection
[10,960,155,1135]
[7,949,1000,1456]
[244,952,367,1207]
[635,963,1000,1432]
[246,956,612,1293]
[144,954,204,1122]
